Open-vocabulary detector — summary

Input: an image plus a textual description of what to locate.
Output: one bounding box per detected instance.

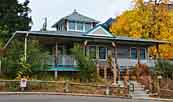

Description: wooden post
[55,42,58,79]
[24,33,29,61]
[136,47,140,80]
[104,64,107,80]
[0,57,1,74]
[156,43,160,60]
[137,47,140,65]
[112,42,117,85]
[96,61,100,77]
[54,71,58,79]
[84,40,88,56]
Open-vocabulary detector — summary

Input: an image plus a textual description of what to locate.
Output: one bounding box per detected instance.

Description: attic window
[69,22,75,31]
[77,22,83,31]
[85,23,92,32]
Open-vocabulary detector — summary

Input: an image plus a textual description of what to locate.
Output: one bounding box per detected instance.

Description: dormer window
[52,10,99,31]
[85,23,92,32]
[77,22,84,31]
[69,22,76,31]
[68,21,93,32]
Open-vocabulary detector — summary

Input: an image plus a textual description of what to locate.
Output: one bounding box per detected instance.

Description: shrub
[71,44,97,82]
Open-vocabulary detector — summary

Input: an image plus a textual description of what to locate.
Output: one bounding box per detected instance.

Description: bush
[71,44,97,82]
[155,60,173,79]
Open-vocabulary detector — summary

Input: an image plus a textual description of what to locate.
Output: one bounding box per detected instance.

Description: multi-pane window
[99,47,107,59]
[88,46,96,59]
[131,48,137,59]
[140,48,146,59]
[68,22,93,32]
[69,22,75,30]
[85,23,92,32]
[117,47,129,58]
[77,22,83,31]
[88,46,107,60]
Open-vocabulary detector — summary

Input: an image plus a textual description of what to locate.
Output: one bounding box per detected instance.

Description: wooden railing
[0,80,128,96]
[47,55,77,66]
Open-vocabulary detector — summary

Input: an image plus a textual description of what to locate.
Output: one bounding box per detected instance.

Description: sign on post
[20,78,27,91]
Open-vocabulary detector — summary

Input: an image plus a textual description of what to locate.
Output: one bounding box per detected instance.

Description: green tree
[71,44,97,82]
[3,39,49,78]
[155,60,173,79]
[0,0,32,34]
[0,0,49,79]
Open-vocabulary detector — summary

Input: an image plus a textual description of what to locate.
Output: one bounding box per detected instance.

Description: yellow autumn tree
[109,0,173,59]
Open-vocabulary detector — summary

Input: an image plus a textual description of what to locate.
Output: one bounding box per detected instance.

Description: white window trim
[140,47,146,60]
[67,21,85,32]
[98,47,107,60]
[130,47,137,59]
[130,47,146,60]
[87,45,107,61]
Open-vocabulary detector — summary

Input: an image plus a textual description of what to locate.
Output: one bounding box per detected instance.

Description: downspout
[24,33,29,61]
[3,32,17,49]
[0,32,17,74]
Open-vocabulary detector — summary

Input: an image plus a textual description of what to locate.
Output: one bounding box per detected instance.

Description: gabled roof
[102,18,115,30]
[52,10,99,27]
[84,25,113,37]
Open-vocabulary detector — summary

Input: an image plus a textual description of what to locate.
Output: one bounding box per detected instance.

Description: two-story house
[5,10,167,81]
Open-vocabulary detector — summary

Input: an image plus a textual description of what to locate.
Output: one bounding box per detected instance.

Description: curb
[0,92,172,101]
[0,92,129,99]
[133,97,173,101]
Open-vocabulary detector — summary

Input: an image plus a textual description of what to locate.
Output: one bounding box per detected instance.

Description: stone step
[131,81,150,98]
[134,88,144,90]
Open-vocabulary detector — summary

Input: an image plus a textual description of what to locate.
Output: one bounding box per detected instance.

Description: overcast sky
[19,0,133,30]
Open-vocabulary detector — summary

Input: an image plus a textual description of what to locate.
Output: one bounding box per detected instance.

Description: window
[131,48,137,59]
[85,23,92,31]
[140,48,146,59]
[117,47,129,58]
[99,47,107,59]
[77,22,83,31]
[88,46,96,59]
[69,22,75,30]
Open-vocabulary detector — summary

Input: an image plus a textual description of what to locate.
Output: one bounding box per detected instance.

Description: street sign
[20,78,27,88]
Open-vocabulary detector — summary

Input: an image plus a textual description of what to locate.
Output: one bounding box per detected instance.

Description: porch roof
[14,31,168,45]
[4,30,169,49]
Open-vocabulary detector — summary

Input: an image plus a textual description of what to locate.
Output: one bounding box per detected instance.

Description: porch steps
[131,81,150,98]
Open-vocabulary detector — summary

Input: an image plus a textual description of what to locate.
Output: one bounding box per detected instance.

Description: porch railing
[47,55,77,66]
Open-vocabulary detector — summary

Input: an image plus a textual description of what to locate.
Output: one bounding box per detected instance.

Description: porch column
[112,42,117,85]
[136,47,141,80]
[84,40,88,56]
[24,33,29,61]
[137,47,141,65]
[0,57,1,74]
[156,43,160,60]
[96,62,100,77]
[104,64,107,80]
[54,42,58,79]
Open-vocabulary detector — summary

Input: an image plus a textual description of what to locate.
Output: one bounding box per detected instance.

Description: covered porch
[4,31,168,83]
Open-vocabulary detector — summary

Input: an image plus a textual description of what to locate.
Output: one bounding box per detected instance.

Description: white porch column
[54,42,58,79]
[54,71,58,79]
[24,33,29,61]
[112,42,117,85]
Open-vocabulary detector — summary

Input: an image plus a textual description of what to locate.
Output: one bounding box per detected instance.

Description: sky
[19,0,133,30]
